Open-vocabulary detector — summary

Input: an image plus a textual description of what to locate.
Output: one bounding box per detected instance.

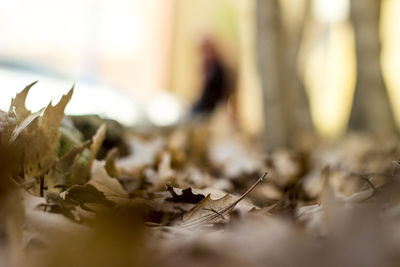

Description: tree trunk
[255,0,313,150]
[256,0,287,150]
[281,0,313,140]
[349,0,396,136]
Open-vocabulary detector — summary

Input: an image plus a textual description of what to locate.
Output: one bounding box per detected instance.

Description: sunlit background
[0,0,399,137]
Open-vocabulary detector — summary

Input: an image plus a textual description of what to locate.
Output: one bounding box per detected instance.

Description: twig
[204,208,226,220]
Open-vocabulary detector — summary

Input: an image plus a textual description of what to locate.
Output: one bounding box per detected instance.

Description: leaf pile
[2,84,400,267]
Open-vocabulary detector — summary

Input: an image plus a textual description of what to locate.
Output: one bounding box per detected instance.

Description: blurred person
[190,37,234,117]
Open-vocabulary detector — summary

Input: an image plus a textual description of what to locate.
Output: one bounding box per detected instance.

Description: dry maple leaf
[3,83,73,195]
[8,81,38,124]
[181,172,267,228]
[26,90,73,179]
[8,110,43,144]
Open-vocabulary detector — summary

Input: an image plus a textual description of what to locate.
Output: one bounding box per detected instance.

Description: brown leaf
[105,147,121,178]
[166,185,205,204]
[61,183,115,209]
[89,160,129,204]
[45,141,91,191]
[149,151,175,192]
[71,124,107,184]
[3,84,73,188]
[8,81,37,123]
[8,110,42,144]
[25,90,73,192]
[181,172,266,228]
[89,161,164,213]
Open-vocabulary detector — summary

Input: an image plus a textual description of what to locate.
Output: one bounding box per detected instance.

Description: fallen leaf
[105,147,120,178]
[181,172,267,228]
[45,141,91,191]
[89,160,129,204]
[8,81,38,124]
[25,89,73,179]
[2,84,73,196]
[166,185,205,204]
[60,183,115,209]
[150,151,176,192]
[8,110,43,144]
[71,124,106,184]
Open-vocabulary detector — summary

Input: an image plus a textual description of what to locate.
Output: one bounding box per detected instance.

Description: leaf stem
[222,171,267,214]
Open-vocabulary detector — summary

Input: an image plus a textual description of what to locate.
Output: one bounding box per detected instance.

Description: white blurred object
[146,92,183,126]
[0,67,142,126]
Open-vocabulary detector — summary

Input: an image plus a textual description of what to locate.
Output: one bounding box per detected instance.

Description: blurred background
[0,0,399,147]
